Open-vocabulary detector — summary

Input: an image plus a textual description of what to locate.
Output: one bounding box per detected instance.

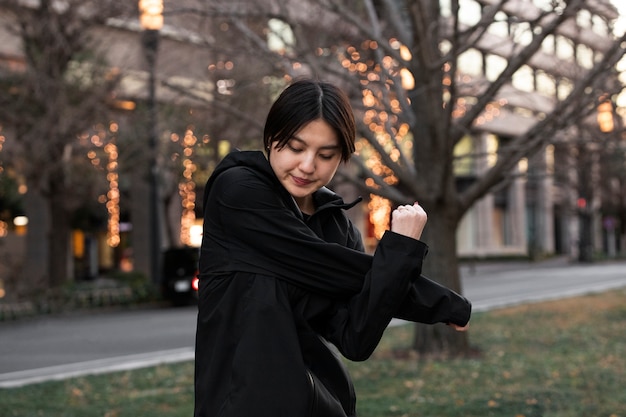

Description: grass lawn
[1,289,626,417]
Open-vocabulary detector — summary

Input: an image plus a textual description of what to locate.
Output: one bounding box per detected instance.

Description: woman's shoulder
[214,164,263,184]
[211,151,273,186]
[202,151,290,212]
[208,163,284,210]
[212,165,273,197]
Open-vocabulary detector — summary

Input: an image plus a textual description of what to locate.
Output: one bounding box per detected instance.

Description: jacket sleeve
[326,199,472,330]
[394,275,472,327]
[319,231,429,361]
[312,227,470,361]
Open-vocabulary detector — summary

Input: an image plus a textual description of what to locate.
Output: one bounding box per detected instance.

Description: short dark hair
[263,79,356,162]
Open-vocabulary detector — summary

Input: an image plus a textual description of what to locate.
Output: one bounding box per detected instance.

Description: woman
[194,79,471,417]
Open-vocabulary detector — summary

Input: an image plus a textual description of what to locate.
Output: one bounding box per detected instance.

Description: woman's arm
[320,231,429,360]
[312,203,471,359]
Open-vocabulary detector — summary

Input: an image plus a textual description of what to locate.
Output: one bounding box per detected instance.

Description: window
[485,54,508,82]
[542,34,555,54]
[440,0,451,17]
[488,12,509,38]
[576,10,592,29]
[458,0,482,26]
[453,135,475,176]
[556,78,573,101]
[512,22,533,47]
[535,70,556,97]
[576,44,594,69]
[458,48,483,77]
[486,133,498,168]
[555,36,574,61]
[512,65,535,92]
[591,15,609,35]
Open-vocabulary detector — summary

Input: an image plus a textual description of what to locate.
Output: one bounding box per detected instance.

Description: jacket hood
[203,150,361,217]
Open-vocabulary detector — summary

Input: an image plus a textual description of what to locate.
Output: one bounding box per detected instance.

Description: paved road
[460,258,626,312]
[0,306,197,387]
[1,258,625,387]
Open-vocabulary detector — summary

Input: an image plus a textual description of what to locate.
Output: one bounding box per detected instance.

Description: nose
[299,152,315,174]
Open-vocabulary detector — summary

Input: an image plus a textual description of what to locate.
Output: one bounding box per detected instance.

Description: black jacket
[194,150,471,417]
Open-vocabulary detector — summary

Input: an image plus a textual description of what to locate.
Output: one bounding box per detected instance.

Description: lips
[292,175,313,186]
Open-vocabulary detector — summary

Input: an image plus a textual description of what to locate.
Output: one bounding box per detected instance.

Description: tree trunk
[130,168,152,281]
[412,202,470,358]
[48,190,72,287]
[20,174,80,294]
[20,190,49,297]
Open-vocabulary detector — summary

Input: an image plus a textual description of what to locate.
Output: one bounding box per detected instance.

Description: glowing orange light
[179,129,198,246]
[139,0,164,30]
[103,131,120,247]
[597,100,614,133]
[368,195,391,240]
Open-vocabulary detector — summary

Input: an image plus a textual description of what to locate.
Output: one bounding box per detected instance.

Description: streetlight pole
[139,0,163,285]
[576,97,615,263]
[577,152,593,263]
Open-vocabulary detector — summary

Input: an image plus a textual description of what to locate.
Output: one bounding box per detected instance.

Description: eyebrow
[290,135,341,151]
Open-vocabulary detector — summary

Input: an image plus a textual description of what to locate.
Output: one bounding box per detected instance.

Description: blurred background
[0,1,625,353]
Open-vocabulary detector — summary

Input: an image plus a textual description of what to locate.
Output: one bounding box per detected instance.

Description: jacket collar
[313,186,362,213]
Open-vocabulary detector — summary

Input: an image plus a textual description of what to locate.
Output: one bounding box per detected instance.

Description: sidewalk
[460,255,572,277]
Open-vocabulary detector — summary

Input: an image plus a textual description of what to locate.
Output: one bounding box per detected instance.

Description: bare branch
[452,0,586,140]
[459,29,626,212]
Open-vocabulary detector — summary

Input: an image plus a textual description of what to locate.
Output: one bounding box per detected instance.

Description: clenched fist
[391,202,427,240]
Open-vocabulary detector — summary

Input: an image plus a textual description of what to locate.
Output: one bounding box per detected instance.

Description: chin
[289,190,311,199]
[287,186,315,199]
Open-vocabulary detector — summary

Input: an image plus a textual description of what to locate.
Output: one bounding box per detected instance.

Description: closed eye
[287,143,304,153]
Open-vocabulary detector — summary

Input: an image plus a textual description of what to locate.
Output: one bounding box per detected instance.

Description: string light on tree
[104,122,120,247]
[88,123,120,248]
[338,38,417,238]
[178,128,197,246]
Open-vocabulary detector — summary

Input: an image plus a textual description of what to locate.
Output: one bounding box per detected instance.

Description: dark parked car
[161,247,200,306]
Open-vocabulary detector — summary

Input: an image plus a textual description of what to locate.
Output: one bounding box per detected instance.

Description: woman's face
[269,119,342,214]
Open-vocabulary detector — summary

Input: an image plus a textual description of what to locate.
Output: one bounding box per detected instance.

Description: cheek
[269,151,292,175]
[321,162,341,182]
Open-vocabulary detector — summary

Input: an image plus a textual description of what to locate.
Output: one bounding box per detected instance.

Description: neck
[294,195,315,215]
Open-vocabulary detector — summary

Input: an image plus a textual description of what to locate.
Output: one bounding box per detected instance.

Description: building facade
[450,0,623,260]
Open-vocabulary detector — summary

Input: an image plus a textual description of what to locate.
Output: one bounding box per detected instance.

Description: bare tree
[0,0,134,294]
[169,0,626,356]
